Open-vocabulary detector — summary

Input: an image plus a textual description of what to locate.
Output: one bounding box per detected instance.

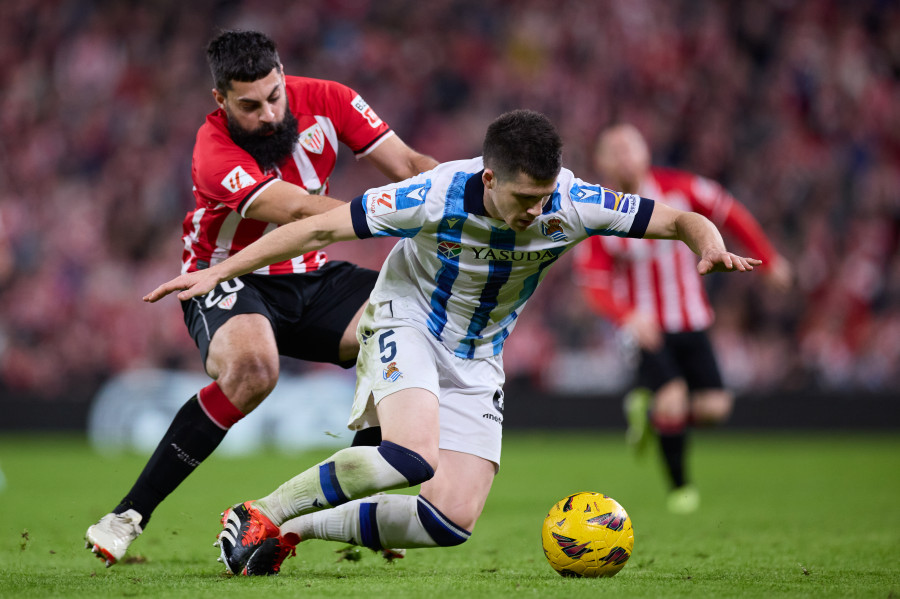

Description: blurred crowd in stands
[1,0,898,403]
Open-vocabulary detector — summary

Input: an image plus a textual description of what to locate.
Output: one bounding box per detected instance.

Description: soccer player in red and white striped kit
[575,124,792,513]
[85,30,436,567]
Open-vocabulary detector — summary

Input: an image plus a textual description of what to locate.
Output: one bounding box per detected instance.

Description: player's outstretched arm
[144,203,358,303]
[643,201,762,275]
[365,134,438,181]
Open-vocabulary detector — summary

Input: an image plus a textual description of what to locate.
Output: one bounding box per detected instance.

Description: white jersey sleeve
[349,174,434,239]
[556,169,653,239]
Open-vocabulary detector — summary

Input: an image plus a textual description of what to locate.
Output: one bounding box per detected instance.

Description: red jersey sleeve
[191,112,278,216]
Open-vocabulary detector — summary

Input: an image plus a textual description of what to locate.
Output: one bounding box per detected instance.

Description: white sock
[255,446,409,526]
[280,494,442,548]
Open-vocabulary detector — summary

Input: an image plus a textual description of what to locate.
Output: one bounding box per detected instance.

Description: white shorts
[349,300,506,465]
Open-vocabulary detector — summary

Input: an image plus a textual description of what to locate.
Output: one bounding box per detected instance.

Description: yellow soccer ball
[541,492,635,578]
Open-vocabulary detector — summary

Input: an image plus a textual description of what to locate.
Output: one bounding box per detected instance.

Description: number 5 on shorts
[378,330,397,363]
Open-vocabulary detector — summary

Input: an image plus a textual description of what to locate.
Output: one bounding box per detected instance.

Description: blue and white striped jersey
[349,157,654,359]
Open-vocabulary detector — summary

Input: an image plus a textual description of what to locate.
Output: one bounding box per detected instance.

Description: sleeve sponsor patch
[351,94,383,128]
[366,189,398,216]
[221,166,257,193]
[602,189,632,213]
[571,184,633,213]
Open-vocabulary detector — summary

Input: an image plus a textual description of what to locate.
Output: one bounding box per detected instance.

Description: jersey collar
[463,170,487,215]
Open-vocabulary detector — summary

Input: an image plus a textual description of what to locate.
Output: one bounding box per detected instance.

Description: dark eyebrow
[235,82,281,106]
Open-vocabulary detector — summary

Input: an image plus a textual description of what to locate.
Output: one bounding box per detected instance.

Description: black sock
[351,426,382,447]
[113,395,228,527]
[658,432,688,489]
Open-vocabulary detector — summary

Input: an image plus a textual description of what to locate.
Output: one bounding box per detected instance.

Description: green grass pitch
[1,431,898,598]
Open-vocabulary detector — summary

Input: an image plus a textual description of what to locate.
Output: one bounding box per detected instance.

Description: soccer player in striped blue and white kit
[144,109,761,576]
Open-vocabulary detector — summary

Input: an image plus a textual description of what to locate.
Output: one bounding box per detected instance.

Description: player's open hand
[143,270,221,303]
[697,251,762,276]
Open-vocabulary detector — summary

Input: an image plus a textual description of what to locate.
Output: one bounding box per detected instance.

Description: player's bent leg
[419,449,496,531]
[254,388,440,522]
[251,442,435,523]
[246,492,470,576]
[376,387,442,468]
[219,441,436,575]
[217,389,440,575]
[690,389,734,426]
[205,313,280,414]
[248,450,493,575]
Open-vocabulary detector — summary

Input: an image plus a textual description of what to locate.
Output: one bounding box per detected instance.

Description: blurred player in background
[84,30,437,567]
[575,124,792,514]
[144,109,762,576]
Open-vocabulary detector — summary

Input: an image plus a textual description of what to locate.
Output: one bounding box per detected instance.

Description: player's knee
[416,496,472,547]
[377,441,436,486]
[653,380,690,419]
[217,356,279,412]
[693,397,733,425]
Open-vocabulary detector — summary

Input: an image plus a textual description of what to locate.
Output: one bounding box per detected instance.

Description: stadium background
[1,0,898,437]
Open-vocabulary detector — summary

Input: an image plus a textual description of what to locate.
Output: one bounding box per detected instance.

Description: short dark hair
[483,110,563,182]
[206,30,282,93]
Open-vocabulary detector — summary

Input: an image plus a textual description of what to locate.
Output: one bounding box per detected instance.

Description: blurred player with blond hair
[575,124,792,513]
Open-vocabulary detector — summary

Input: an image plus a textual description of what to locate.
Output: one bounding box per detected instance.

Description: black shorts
[637,330,724,392]
[181,261,378,369]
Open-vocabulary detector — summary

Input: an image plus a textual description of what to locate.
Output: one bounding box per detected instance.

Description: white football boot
[85,509,143,566]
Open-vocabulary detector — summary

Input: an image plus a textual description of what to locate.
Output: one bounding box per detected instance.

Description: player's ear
[482,169,495,190]
[212,88,226,110]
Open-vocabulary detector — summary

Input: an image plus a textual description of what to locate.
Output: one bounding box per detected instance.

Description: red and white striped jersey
[574,167,778,332]
[182,76,392,275]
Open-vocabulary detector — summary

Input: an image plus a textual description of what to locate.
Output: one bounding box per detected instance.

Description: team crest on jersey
[351,94,383,128]
[438,241,461,259]
[298,123,326,154]
[217,293,237,310]
[221,166,256,193]
[367,189,397,216]
[541,217,567,241]
[383,361,402,382]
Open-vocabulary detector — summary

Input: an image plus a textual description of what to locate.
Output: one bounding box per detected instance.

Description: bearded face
[226,107,299,172]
